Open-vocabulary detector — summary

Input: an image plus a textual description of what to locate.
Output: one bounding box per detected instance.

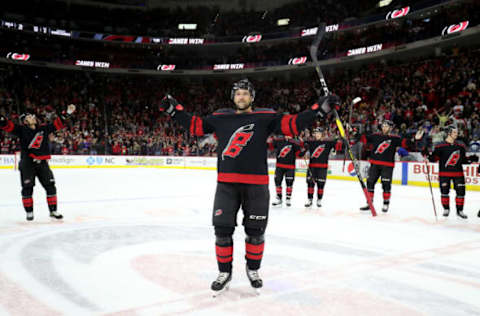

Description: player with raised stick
[159,79,339,295]
[424,126,478,219]
[0,104,76,221]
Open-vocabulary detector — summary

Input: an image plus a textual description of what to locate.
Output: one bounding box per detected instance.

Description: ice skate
[285,197,291,207]
[360,205,370,211]
[382,203,389,213]
[443,208,450,217]
[456,210,467,219]
[211,272,232,297]
[50,211,63,220]
[26,211,34,221]
[272,196,282,206]
[246,266,262,294]
[304,199,313,207]
[316,199,322,207]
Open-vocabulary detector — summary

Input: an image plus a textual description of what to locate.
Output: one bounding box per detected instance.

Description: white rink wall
[0,154,479,191]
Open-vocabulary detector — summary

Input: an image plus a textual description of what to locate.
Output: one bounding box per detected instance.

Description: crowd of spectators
[1,0,381,38]
[1,0,478,72]
[1,46,479,160]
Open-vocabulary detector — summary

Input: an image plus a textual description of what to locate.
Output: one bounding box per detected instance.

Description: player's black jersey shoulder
[253,107,276,114]
[213,108,236,115]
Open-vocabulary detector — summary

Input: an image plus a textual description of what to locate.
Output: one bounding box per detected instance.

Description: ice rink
[1,167,480,316]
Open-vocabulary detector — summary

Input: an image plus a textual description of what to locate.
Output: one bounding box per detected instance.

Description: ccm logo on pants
[249,215,267,220]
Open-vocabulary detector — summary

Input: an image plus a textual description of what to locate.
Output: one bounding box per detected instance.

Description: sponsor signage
[347,43,383,56]
[386,7,410,20]
[242,34,262,43]
[157,64,176,71]
[288,56,307,65]
[75,60,110,68]
[213,64,245,70]
[442,21,469,36]
[6,52,30,61]
[168,38,204,45]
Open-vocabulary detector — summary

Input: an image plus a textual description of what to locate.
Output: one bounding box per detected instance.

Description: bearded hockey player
[159,78,340,295]
[360,120,405,213]
[426,126,478,219]
[0,104,76,221]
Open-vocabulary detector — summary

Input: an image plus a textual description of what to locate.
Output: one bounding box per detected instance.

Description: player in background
[360,120,406,213]
[302,127,336,207]
[0,104,76,221]
[159,78,339,295]
[269,136,304,207]
[425,126,478,219]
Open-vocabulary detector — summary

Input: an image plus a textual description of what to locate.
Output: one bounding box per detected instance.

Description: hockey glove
[314,95,341,118]
[159,94,181,117]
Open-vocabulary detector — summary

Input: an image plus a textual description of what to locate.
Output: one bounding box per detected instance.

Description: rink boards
[0,154,479,191]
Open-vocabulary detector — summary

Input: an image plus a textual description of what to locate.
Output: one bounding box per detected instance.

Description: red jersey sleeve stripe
[2,120,14,133]
[281,115,293,137]
[290,114,298,136]
[195,117,204,136]
[54,117,64,130]
[189,116,196,136]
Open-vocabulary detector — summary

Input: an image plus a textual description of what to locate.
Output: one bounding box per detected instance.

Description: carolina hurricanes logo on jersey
[28,131,45,149]
[445,150,460,167]
[375,140,392,154]
[278,145,292,158]
[312,144,326,158]
[222,124,254,160]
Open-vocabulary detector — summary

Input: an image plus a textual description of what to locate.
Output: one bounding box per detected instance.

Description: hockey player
[303,127,336,207]
[159,79,339,295]
[269,136,304,207]
[0,104,76,221]
[360,120,405,213]
[425,126,478,219]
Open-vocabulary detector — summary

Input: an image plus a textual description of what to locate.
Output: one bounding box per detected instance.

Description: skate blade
[212,284,230,298]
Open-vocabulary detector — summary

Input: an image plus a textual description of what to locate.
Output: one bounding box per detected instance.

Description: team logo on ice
[445,150,460,167]
[278,145,292,158]
[375,140,391,154]
[222,124,254,160]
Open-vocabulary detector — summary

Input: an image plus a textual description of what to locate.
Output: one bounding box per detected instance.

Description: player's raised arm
[270,95,340,137]
[159,94,214,137]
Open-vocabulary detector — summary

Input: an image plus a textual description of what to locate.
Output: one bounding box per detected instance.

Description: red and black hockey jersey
[0,117,65,160]
[304,140,336,168]
[269,137,304,169]
[173,106,319,185]
[429,142,469,177]
[364,133,403,167]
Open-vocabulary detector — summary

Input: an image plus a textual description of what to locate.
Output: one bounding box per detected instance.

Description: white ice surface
[0,168,479,316]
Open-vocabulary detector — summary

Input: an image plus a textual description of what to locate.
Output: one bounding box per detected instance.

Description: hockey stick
[423,155,438,221]
[310,24,377,216]
[342,97,361,172]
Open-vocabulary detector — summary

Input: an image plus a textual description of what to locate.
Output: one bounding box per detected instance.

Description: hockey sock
[383,192,391,205]
[441,194,449,210]
[286,186,292,199]
[215,236,233,273]
[245,235,264,270]
[317,188,324,200]
[276,186,282,199]
[47,195,57,212]
[22,196,33,213]
[308,186,314,200]
[455,196,464,212]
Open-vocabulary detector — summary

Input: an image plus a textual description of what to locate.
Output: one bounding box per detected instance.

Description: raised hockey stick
[342,97,361,172]
[423,155,438,221]
[310,24,377,216]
